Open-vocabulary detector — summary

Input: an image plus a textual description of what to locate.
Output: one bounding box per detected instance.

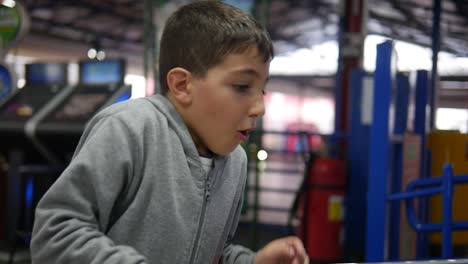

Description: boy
[31,1,308,263]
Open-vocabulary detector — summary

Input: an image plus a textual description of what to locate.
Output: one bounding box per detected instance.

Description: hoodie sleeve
[31,115,147,264]
[222,150,256,264]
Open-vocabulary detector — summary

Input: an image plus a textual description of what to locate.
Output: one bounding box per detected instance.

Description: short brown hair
[158,0,273,95]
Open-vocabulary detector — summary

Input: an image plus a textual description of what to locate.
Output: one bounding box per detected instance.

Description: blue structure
[414,69,430,258]
[362,40,420,262]
[345,69,371,258]
[344,40,411,261]
[361,40,468,262]
[345,44,413,260]
[388,72,410,259]
[344,38,432,261]
[386,164,468,260]
[365,41,394,262]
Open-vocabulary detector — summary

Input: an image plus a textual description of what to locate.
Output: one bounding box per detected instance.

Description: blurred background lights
[87,48,97,59]
[96,50,106,61]
[257,150,268,161]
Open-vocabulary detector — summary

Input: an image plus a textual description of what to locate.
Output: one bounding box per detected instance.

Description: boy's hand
[255,236,309,264]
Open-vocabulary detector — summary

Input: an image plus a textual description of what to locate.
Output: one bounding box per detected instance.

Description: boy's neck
[199,151,214,158]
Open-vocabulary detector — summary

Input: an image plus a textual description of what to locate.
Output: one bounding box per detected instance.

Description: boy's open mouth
[239,130,249,136]
[238,130,250,141]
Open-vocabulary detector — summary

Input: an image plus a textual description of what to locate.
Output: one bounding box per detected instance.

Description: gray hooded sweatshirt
[31,95,255,264]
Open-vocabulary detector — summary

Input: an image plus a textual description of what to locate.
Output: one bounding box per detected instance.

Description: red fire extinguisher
[292,155,346,263]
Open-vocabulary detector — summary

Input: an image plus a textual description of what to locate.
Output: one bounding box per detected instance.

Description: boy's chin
[209,144,239,156]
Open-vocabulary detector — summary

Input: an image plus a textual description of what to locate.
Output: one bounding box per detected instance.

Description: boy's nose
[249,95,265,118]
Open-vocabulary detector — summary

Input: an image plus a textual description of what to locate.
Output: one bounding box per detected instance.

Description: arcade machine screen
[48,60,125,122]
[79,60,124,85]
[0,64,13,101]
[0,63,67,120]
[26,63,67,85]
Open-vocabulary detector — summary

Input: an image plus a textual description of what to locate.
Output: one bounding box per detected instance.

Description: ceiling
[13,0,468,75]
[24,0,145,53]
[267,0,468,56]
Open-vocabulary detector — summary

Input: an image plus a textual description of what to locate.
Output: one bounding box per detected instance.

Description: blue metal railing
[386,163,468,259]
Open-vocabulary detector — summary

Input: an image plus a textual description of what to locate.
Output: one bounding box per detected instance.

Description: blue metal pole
[388,187,442,201]
[346,69,369,258]
[414,70,429,258]
[414,70,429,139]
[365,41,393,262]
[441,163,453,258]
[430,0,441,130]
[393,74,410,135]
[389,73,410,260]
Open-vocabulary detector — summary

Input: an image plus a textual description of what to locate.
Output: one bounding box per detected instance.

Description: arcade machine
[0,62,69,257]
[0,0,30,253]
[0,63,15,247]
[3,59,131,257]
[29,59,131,164]
[0,62,69,162]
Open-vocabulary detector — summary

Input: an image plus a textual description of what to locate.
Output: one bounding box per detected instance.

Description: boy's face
[186,47,269,156]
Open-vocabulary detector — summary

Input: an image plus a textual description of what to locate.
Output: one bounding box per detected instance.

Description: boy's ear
[166,67,193,105]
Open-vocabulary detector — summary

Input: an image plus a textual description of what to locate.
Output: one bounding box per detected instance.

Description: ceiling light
[2,0,16,8]
[96,50,106,61]
[87,48,97,59]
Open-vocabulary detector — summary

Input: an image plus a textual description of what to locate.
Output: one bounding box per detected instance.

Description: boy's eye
[233,84,250,93]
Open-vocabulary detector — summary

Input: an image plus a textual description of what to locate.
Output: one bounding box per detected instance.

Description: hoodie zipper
[189,169,212,264]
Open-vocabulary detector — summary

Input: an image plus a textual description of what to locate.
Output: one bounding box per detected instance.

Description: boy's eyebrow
[230,68,270,83]
[230,68,260,77]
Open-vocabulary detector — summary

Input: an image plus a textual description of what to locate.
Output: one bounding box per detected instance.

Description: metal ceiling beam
[25,0,59,10]
[60,11,99,29]
[67,0,143,24]
[393,0,460,17]
[26,0,142,46]
[389,0,429,34]
[27,0,143,25]
[31,16,142,47]
[368,11,427,36]
[296,0,339,26]
[367,13,460,55]
[451,0,468,26]
[368,30,461,56]
[28,28,144,54]
[57,1,142,44]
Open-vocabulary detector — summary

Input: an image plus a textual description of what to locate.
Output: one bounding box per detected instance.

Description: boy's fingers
[285,236,308,263]
[292,237,307,257]
[257,236,308,264]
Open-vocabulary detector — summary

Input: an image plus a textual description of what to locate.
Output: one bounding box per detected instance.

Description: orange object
[428,131,468,245]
